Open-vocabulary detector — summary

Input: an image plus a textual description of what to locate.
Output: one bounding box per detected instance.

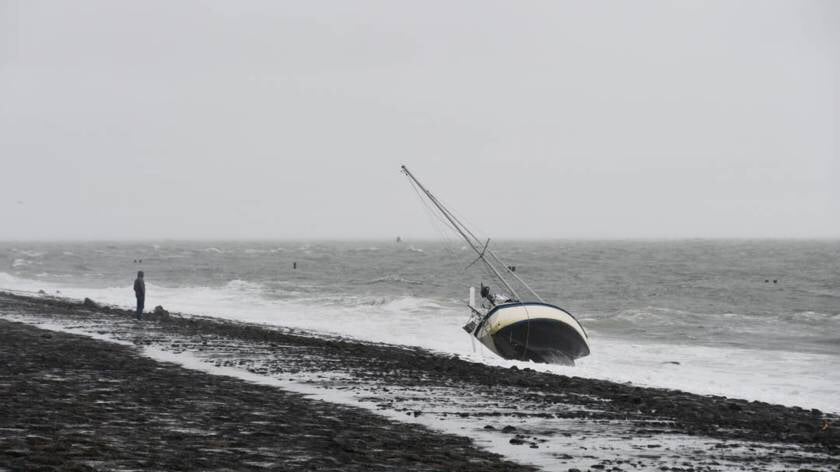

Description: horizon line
[1,236,839,243]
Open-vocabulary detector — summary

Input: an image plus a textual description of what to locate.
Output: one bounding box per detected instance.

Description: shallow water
[1,239,838,412]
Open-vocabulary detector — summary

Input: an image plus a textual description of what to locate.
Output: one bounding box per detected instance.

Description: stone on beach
[153,305,169,317]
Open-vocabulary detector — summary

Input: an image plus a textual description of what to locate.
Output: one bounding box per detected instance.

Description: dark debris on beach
[1,291,838,471]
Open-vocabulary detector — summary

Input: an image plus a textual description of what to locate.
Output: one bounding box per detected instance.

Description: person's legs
[136,296,144,319]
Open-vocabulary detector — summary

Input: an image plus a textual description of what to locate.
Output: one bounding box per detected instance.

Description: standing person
[134,271,145,319]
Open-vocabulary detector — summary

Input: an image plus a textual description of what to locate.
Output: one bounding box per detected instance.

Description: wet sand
[1,291,838,471]
[0,315,531,470]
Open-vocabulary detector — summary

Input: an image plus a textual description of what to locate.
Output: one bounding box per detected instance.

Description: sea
[1,240,838,413]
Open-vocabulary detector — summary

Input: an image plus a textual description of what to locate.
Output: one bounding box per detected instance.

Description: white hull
[472,302,590,365]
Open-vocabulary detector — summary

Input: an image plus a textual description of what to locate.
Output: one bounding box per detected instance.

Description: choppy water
[1,240,838,412]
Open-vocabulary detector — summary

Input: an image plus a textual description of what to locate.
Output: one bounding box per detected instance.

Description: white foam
[12,249,45,258]
[1,271,838,413]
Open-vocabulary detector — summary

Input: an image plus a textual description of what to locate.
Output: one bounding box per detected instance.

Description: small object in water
[773,279,778,283]
[396,236,402,243]
[765,279,769,283]
[293,261,297,270]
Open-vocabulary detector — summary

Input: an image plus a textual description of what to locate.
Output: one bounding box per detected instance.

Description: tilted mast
[401,165,543,302]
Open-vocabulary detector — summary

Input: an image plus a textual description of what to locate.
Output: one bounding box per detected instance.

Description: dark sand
[0,319,532,471]
[1,291,838,471]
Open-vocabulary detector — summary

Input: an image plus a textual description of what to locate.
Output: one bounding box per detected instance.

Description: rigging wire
[403,168,515,297]
[405,175,466,260]
[401,166,536,360]
[426,194,507,285]
[421,187,539,307]
[415,178,541,359]
[405,175,499,289]
[406,174,503,295]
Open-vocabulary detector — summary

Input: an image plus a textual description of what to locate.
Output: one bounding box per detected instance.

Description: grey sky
[1,1,838,240]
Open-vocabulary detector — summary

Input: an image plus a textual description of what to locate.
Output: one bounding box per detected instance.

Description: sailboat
[402,165,590,365]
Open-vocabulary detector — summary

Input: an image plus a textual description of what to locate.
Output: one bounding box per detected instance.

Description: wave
[243,248,272,255]
[348,247,380,253]
[2,269,839,412]
[604,306,840,325]
[800,287,840,298]
[11,249,45,258]
[363,274,423,286]
[12,259,31,268]
[779,311,840,323]
[0,271,446,319]
[598,306,709,325]
[223,279,266,293]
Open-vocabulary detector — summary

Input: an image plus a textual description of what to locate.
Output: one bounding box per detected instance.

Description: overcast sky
[1,1,838,240]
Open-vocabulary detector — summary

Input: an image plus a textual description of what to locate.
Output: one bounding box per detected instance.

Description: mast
[401,165,521,299]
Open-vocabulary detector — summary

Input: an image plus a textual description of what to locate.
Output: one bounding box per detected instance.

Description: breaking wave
[363,274,423,286]
[1,268,839,413]
[12,259,31,268]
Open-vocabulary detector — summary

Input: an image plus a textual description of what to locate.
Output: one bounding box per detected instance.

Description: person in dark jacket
[134,271,145,319]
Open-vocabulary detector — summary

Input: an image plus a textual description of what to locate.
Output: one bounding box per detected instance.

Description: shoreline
[2,291,838,471]
[0,318,531,471]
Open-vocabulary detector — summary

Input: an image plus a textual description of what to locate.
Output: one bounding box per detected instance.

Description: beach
[1,291,837,471]
[0,296,531,471]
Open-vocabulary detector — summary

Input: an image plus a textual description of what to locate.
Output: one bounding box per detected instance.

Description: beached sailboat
[402,165,590,365]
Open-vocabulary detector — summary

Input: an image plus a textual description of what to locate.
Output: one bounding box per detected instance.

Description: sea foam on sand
[1,270,838,414]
